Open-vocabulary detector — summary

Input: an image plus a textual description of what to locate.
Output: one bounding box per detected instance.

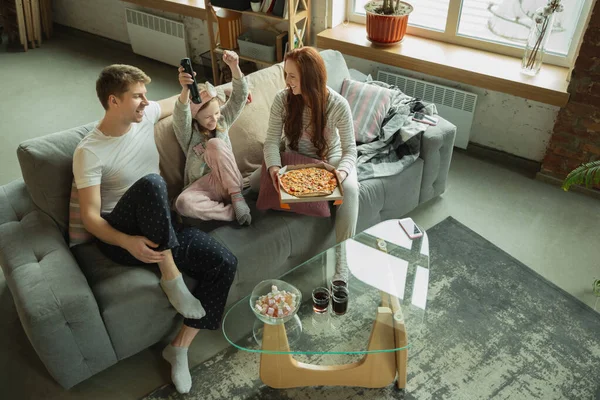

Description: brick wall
[540,0,600,181]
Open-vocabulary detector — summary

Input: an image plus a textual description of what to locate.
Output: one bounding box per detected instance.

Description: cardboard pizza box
[277,163,344,206]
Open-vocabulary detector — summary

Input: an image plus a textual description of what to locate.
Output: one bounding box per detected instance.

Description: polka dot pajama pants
[97,174,238,330]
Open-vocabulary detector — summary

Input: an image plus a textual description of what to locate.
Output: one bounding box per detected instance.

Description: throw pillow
[68,180,95,247]
[340,78,394,144]
[256,152,331,217]
[227,64,286,186]
[154,115,186,202]
[320,49,351,94]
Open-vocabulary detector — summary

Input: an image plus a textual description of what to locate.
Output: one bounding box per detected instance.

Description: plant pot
[365,1,413,45]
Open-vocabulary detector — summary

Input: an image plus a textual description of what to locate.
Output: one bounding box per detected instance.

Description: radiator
[377,71,477,149]
[125,8,187,67]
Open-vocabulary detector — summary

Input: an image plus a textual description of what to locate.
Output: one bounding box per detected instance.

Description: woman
[251,46,359,244]
[173,50,252,225]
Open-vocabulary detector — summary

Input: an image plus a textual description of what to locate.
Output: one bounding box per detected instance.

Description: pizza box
[277,163,344,206]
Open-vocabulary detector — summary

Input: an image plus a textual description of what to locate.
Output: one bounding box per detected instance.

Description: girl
[173,50,252,225]
[250,46,359,244]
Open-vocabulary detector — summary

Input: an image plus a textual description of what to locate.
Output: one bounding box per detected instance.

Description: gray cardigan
[172,76,249,189]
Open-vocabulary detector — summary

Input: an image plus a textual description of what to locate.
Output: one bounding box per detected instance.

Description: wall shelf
[206,0,311,84]
[213,45,277,66]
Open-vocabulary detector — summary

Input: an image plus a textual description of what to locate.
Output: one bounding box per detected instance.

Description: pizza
[279,167,338,197]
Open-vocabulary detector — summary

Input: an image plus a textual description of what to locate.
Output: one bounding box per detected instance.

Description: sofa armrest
[0,180,117,388]
[419,117,456,204]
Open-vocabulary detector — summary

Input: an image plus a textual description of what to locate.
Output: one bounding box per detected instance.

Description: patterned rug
[144,217,600,400]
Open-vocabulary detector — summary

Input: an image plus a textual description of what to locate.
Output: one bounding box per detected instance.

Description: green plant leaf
[562,160,600,191]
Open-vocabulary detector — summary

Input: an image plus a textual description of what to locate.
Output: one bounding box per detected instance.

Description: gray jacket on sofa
[0,50,456,388]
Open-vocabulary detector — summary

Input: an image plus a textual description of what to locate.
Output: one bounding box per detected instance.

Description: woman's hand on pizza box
[338,170,348,183]
[268,166,281,191]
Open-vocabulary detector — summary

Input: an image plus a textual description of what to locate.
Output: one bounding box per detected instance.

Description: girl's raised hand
[222,50,239,68]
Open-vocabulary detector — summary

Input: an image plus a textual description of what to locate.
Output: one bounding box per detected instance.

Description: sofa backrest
[320,49,351,94]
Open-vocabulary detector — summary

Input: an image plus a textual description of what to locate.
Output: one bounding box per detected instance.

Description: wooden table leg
[390,296,408,389]
[259,307,397,388]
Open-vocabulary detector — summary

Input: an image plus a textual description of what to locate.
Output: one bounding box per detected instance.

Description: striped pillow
[68,180,94,247]
[340,78,394,144]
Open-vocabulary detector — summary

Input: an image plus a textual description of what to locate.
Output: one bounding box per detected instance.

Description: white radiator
[377,71,477,149]
[125,8,187,67]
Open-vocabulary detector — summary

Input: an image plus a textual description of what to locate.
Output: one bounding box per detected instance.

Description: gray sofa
[0,50,456,388]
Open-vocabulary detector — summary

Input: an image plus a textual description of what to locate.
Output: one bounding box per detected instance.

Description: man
[73,65,237,394]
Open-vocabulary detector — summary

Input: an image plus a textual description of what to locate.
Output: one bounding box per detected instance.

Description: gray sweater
[173,76,249,189]
[263,87,356,175]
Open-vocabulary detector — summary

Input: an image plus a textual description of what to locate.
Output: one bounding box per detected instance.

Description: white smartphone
[399,217,423,239]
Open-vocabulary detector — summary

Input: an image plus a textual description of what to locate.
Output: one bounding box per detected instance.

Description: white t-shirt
[73,101,161,214]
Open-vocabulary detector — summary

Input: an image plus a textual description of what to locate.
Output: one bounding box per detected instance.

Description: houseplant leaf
[562,160,600,191]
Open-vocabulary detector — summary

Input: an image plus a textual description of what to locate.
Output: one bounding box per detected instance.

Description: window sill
[122,0,206,20]
[316,23,570,107]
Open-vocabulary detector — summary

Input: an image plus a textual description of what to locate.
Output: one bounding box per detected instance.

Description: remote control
[180,58,201,104]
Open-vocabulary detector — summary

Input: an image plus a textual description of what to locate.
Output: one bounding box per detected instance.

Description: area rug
[144,217,600,400]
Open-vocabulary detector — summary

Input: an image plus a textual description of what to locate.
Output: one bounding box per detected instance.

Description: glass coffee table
[222,219,430,389]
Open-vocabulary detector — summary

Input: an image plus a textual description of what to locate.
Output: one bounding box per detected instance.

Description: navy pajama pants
[97,174,238,330]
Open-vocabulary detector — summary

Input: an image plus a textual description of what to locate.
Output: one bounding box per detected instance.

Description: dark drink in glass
[312,287,330,314]
[331,279,347,291]
[332,287,349,315]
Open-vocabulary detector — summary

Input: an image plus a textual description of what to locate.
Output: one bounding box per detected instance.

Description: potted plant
[561,161,600,307]
[364,0,414,45]
[561,160,600,191]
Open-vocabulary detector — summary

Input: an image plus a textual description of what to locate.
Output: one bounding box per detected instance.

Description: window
[348,0,593,67]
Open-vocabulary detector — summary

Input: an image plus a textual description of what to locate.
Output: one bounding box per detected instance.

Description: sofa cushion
[341,78,394,143]
[320,49,351,94]
[17,123,96,234]
[256,152,331,217]
[68,180,94,246]
[71,242,182,359]
[348,68,370,82]
[154,115,186,202]
[380,158,423,220]
[228,64,286,183]
[356,177,385,232]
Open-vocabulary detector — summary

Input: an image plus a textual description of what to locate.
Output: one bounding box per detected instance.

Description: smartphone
[399,218,423,239]
[412,112,438,126]
[180,58,201,104]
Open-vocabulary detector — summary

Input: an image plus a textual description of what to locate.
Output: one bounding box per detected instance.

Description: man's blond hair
[96,64,151,110]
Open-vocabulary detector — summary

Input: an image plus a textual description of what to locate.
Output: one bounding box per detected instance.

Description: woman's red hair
[283,47,329,159]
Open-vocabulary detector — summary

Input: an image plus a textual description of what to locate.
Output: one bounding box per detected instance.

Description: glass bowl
[250,279,302,325]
